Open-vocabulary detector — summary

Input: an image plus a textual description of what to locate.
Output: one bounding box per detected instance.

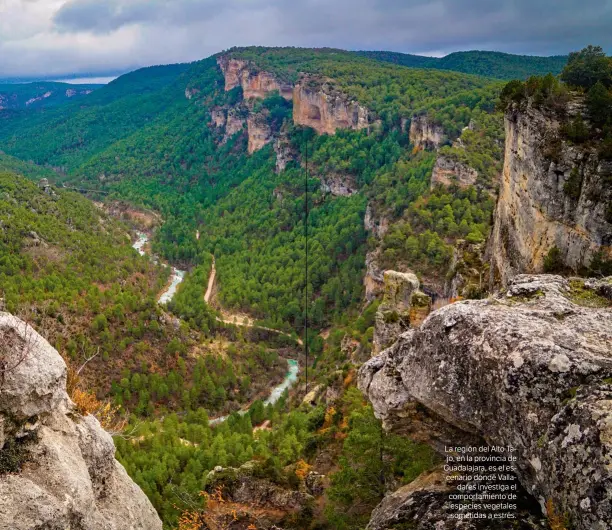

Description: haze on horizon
[1,0,611,79]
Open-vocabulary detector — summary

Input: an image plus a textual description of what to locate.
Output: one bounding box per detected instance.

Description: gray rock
[373,271,422,354]
[367,468,547,529]
[489,104,612,285]
[0,312,69,420]
[0,313,162,530]
[359,275,612,530]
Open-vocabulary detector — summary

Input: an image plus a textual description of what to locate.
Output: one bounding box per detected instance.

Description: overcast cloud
[1,0,611,78]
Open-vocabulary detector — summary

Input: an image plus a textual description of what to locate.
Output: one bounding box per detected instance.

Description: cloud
[0,0,611,78]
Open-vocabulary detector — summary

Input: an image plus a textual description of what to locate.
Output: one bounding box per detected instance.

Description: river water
[133,232,185,305]
[132,231,300,426]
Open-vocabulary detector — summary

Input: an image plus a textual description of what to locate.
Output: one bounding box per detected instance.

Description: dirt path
[204,256,216,303]
[205,254,303,346]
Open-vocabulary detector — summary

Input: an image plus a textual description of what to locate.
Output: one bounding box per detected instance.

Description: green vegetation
[567,279,611,308]
[357,50,568,80]
[543,246,565,274]
[116,387,436,529]
[0,81,100,110]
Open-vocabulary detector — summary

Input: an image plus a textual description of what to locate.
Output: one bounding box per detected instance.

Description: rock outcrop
[409,116,447,149]
[445,240,488,299]
[217,57,293,100]
[293,75,369,135]
[431,155,478,189]
[204,461,313,528]
[373,271,429,354]
[319,173,357,196]
[247,111,273,154]
[359,275,612,530]
[273,132,298,173]
[366,468,547,529]
[0,312,162,530]
[489,104,612,284]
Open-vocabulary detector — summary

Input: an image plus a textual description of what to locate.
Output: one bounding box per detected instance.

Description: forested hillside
[0,45,576,529]
[358,49,568,79]
[0,81,100,110]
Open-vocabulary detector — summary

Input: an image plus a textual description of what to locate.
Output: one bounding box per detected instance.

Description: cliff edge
[0,312,162,530]
[359,275,612,529]
[489,103,612,284]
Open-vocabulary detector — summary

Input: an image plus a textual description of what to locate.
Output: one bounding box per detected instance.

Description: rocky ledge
[359,275,612,530]
[0,312,161,530]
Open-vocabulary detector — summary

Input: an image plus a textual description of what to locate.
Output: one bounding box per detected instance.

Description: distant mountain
[356,50,568,80]
[0,81,101,110]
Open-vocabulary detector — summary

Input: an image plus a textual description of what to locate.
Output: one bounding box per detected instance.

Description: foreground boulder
[359,276,612,530]
[0,312,162,530]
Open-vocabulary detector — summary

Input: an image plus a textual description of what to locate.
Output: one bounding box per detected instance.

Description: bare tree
[0,310,41,386]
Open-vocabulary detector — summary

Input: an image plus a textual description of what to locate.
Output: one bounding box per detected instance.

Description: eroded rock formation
[0,313,162,530]
[373,271,429,354]
[364,204,390,302]
[293,75,369,135]
[217,57,293,100]
[319,173,357,196]
[204,461,313,528]
[359,275,612,530]
[431,155,478,189]
[489,104,612,284]
[247,111,273,154]
[409,116,447,149]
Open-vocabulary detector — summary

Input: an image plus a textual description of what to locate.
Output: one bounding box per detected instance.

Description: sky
[1,0,611,79]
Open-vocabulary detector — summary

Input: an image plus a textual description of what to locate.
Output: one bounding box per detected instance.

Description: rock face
[366,468,546,530]
[431,155,478,189]
[204,461,313,528]
[320,173,357,196]
[409,116,446,149]
[273,132,298,173]
[359,275,612,530]
[373,271,423,354]
[445,240,488,299]
[217,57,293,100]
[247,111,273,154]
[0,312,162,530]
[293,75,369,135]
[489,104,612,284]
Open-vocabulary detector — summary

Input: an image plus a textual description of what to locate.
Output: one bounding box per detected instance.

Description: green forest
[0,44,589,529]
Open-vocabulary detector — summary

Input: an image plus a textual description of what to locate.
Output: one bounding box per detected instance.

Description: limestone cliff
[247,111,273,154]
[431,155,478,189]
[409,115,447,149]
[489,104,612,284]
[373,271,430,354]
[359,275,612,530]
[0,313,162,530]
[217,57,293,100]
[293,75,369,135]
[319,173,357,196]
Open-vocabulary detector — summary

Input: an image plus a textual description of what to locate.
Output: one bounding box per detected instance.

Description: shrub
[543,246,565,273]
[563,167,583,201]
[562,114,589,143]
[560,45,612,90]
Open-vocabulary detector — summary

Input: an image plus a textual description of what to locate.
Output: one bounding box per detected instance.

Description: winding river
[132,231,300,426]
[133,232,186,305]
